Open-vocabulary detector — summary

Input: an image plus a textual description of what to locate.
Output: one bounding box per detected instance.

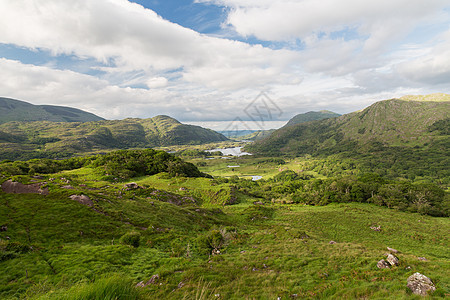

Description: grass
[0,161,449,299]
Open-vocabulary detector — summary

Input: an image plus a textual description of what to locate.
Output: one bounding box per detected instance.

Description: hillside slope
[248,94,449,154]
[284,110,341,127]
[246,94,450,181]
[0,97,104,124]
[0,115,228,160]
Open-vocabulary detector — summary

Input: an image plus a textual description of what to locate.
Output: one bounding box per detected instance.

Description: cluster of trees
[91,149,208,180]
[231,171,448,217]
[0,149,209,181]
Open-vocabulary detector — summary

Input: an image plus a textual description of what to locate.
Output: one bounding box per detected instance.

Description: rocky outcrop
[377,259,390,269]
[407,273,436,296]
[1,180,49,195]
[386,254,399,266]
[69,195,94,207]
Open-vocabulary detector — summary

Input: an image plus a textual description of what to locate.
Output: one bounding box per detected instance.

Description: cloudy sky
[0,0,449,129]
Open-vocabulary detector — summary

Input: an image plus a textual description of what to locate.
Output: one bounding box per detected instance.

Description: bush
[40,274,143,300]
[119,232,141,248]
[197,230,225,255]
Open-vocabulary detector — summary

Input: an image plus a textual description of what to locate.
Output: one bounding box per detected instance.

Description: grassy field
[0,160,448,299]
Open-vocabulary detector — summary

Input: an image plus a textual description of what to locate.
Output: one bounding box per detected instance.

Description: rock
[1,180,49,195]
[329,240,337,244]
[407,272,436,296]
[370,225,381,231]
[387,247,399,253]
[417,257,427,261]
[386,254,399,266]
[136,274,160,287]
[69,195,94,207]
[0,225,7,232]
[253,201,264,205]
[124,182,141,190]
[377,259,390,269]
[61,185,74,189]
[179,187,188,191]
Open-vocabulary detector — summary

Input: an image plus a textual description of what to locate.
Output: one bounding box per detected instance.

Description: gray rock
[407,272,436,296]
[417,257,427,261]
[329,240,337,244]
[386,254,399,266]
[136,274,160,287]
[377,259,390,269]
[69,195,94,207]
[370,225,381,231]
[387,247,399,253]
[124,182,141,190]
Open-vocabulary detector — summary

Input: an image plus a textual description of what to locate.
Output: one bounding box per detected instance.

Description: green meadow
[0,150,448,299]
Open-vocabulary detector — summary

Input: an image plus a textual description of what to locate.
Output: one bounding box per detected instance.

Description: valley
[0,94,449,299]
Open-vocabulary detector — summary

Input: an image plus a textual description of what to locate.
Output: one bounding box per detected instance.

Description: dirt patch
[1,180,49,195]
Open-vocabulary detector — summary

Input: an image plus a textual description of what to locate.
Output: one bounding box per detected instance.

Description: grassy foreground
[0,167,448,299]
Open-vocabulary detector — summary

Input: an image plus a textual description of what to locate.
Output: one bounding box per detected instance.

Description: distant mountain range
[0,115,227,160]
[247,93,449,156]
[0,97,104,124]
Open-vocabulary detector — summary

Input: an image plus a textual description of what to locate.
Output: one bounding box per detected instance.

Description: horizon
[1,1,449,123]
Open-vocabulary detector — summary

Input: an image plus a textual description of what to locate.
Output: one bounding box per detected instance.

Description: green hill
[246,94,450,181]
[0,116,228,160]
[0,97,104,124]
[284,110,341,127]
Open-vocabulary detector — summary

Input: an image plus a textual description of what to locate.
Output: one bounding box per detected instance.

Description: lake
[206,146,252,157]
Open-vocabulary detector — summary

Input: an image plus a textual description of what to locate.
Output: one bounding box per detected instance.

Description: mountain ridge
[246,94,450,158]
[0,115,228,160]
[0,97,104,124]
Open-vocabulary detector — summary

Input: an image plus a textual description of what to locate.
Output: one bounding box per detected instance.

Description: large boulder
[407,272,436,296]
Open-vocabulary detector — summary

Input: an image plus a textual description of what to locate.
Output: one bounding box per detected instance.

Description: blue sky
[0,0,449,129]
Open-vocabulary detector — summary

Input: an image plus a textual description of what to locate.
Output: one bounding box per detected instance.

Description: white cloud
[0,0,300,91]
[147,77,169,89]
[0,0,449,124]
[395,30,450,85]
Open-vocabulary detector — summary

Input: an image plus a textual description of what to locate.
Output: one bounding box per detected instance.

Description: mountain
[284,110,341,127]
[246,94,450,180]
[248,94,449,154]
[0,115,228,160]
[0,97,104,124]
[230,111,341,141]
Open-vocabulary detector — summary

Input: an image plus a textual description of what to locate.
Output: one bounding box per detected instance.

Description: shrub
[119,232,141,248]
[197,229,225,255]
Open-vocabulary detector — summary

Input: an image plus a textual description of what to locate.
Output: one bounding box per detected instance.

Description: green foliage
[429,118,450,135]
[91,149,208,180]
[37,274,144,300]
[119,232,141,248]
[196,229,225,255]
[0,240,30,262]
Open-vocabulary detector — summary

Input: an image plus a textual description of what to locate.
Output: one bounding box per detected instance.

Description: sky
[0,0,449,130]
